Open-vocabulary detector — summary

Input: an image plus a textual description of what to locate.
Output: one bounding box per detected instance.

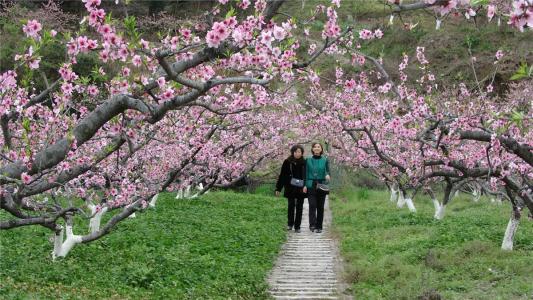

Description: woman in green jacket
[305,142,330,233]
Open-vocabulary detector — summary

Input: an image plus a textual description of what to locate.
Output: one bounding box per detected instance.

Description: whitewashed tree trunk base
[405,198,416,212]
[397,192,406,208]
[88,204,108,233]
[389,188,398,203]
[149,194,158,208]
[501,216,520,251]
[52,225,82,259]
[435,204,446,220]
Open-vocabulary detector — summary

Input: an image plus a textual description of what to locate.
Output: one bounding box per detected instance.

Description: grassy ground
[330,187,533,300]
[0,191,286,299]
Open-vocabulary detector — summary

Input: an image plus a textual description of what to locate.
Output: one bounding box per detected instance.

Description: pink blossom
[28,58,40,69]
[87,85,99,96]
[140,39,150,49]
[122,67,131,77]
[99,50,110,62]
[465,8,476,20]
[223,17,237,29]
[273,26,286,41]
[359,29,374,40]
[323,20,340,38]
[239,0,250,9]
[21,172,32,184]
[50,30,57,37]
[180,28,192,40]
[160,88,175,101]
[438,0,457,16]
[156,77,166,88]
[61,82,74,96]
[487,5,496,21]
[132,55,142,67]
[374,29,383,39]
[118,45,129,61]
[206,31,222,48]
[22,20,42,39]
[495,50,504,60]
[99,24,113,36]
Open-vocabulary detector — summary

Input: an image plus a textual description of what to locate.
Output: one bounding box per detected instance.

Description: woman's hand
[326,175,331,182]
[275,191,280,197]
[303,186,307,193]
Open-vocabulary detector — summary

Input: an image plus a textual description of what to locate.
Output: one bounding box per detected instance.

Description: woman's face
[293,148,303,159]
[312,144,322,156]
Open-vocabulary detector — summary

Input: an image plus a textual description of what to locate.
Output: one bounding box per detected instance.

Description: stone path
[268,197,351,300]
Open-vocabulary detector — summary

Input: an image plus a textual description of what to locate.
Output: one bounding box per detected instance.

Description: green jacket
[305,156,330,188]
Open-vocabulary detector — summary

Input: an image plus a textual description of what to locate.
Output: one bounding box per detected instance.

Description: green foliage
[72,53,102,80]
[510,61,533,80]
[330,188,533,299]
[124,16,141,45]
[0,192,286,299]
[252,183,277,196]
[356,188,370,200]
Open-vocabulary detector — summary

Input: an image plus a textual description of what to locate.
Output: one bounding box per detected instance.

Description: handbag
[317,183,330,194]
[289,163,304,188]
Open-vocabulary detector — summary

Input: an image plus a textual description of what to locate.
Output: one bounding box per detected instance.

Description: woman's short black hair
[311,142,324,155]
[290,144,305,158]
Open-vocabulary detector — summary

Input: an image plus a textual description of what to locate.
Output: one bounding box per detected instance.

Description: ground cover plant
[0,191,286,299]
[331,187,533,299]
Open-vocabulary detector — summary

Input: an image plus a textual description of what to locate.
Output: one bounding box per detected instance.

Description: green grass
[0,191,286,299]
[331,188,533,300]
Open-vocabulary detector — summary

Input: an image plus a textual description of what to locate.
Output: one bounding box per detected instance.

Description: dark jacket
[276,158,306,198]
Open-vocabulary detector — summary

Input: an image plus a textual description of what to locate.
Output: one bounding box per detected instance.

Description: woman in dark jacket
[276,145,306,233]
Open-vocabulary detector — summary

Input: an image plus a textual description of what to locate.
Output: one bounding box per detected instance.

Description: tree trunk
[175,188,184,199]
[149,194,159,208]
[405,198,416,212]
[397,191,406,208]
[435,204,446,220]
[429,193,446,220]
[53,217,82,259]
[501,211,520,251]
[88,204,108,233]
[472,188,480,202]
[184,185,191,198]
[389,185,398,203]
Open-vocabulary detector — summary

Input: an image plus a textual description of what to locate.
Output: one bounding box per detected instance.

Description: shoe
[309,226,315,232]
[287,225,293,231]
[315,229,322,233]
[295,229,301,233]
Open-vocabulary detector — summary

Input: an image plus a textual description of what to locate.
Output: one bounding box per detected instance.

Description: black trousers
[288,197,305,229]
[308,190,326,230]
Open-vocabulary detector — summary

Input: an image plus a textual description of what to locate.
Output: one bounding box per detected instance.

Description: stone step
[272,276,337,280]
[272,281,338,286]
[270,286,337,291]
[270,292,338,297]
[274,296,338,300]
